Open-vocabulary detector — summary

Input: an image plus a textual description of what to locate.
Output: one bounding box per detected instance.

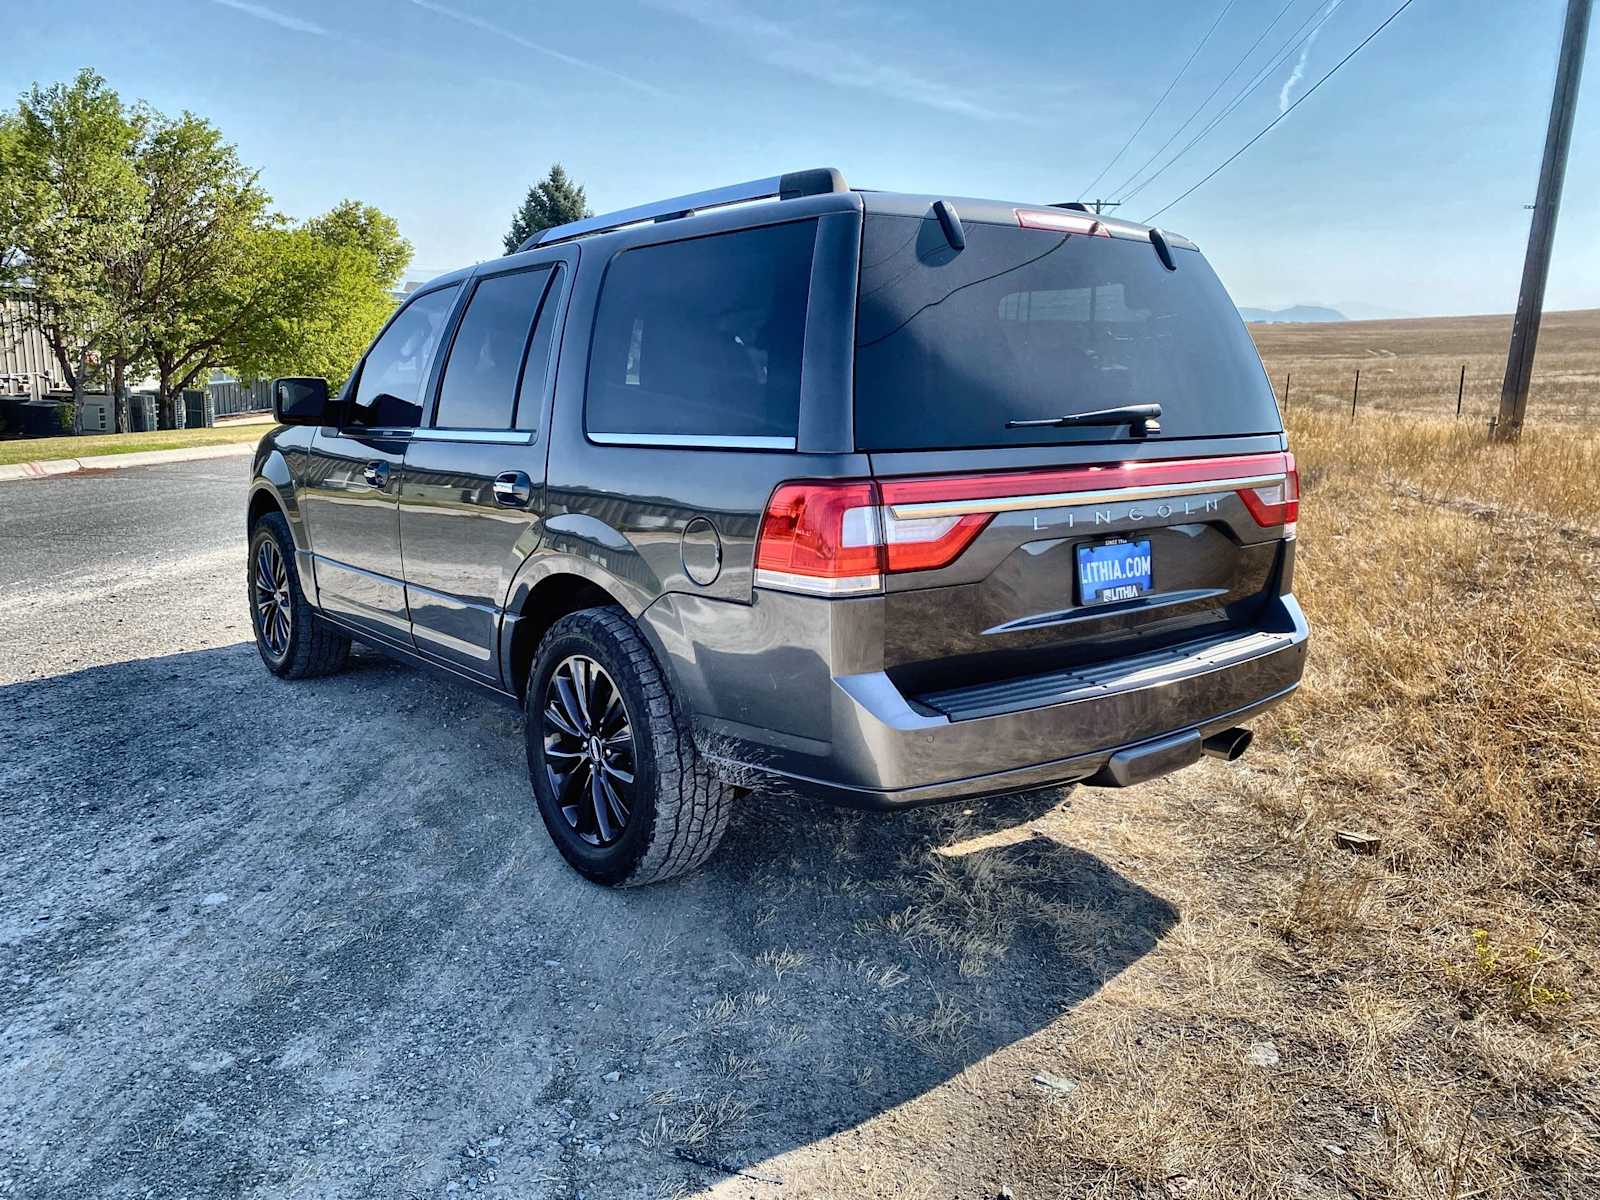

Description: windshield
[854,215,1281,451]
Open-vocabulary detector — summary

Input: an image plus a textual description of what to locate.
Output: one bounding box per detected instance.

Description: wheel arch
[246,484,286,532]
[247,448,305,548]
[501,559,638,702]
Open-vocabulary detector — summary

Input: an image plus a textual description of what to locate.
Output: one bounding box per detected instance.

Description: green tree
[224,213,404,390]
[305,199,411,290]
[0,112,33,283]
[3,71,412,430]
[132,108,271,420]
[1,70,145,426]
[503,163,591,254]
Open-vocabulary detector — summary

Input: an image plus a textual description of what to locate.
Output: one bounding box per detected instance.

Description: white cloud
[207,0,327,36]
[649,0,1011,120]
[407,0,669,98]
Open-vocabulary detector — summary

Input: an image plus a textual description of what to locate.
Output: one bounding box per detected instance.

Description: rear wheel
[526,607,733,886]
[248,511,350,679]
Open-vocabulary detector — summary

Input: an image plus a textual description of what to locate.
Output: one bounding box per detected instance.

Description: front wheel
[248,512,350,679]
[526,607,734,886]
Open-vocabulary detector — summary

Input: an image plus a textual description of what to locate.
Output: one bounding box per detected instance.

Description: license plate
[1076,538,1153,605]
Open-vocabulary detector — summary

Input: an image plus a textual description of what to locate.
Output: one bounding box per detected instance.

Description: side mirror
[272,377,331,425]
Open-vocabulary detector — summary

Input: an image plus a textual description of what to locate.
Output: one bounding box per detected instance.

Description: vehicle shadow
[0,645,1178,1199]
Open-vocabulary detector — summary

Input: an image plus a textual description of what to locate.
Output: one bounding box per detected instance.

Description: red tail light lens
[880,511,992,572]
[1237,451,1299,531]
[754,481,993,595]
[755,481,883,594]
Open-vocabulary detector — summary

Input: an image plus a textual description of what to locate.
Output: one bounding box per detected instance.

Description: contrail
[407,0,670,98]
[1281,0,1341,112]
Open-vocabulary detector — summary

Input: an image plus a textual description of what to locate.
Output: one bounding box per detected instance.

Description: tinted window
[854,216,1281,450]
[434,267,553,430]
[350,285,458,428]
[586,221,816,440]
[516,264,565,432]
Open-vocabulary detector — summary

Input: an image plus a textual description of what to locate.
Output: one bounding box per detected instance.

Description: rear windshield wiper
[1006,403,1162,433]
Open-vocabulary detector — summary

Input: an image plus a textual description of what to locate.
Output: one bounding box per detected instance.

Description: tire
[248,511,350,679]
[525,606,734,887]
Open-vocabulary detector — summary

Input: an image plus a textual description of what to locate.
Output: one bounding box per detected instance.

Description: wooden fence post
[1283,372,1291,410]
[1456,364,1466,418]
[1351,369,1360,419]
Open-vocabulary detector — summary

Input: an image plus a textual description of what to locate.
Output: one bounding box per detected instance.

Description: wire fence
[1271,363,1515,425]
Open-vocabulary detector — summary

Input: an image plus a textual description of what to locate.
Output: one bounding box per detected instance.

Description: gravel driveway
[0,458,1177,1198]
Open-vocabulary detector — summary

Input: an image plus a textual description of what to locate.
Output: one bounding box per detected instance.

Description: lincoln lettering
[1033,495,1220,531]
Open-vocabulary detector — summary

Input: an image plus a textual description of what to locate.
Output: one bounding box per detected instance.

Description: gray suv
[247,168,1308,886]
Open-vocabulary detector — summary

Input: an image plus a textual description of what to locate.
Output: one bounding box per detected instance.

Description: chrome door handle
[363,461,390,489]
[493,471,532,507]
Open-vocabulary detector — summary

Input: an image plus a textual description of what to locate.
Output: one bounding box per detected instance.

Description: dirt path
[0,464,1190,1199]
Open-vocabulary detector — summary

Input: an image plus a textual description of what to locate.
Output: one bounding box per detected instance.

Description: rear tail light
[1237,452,1299,534]
[753,481,992,595]
[754,481,883,594]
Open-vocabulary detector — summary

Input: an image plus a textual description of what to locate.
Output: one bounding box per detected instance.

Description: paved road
[0,460,1173,1199]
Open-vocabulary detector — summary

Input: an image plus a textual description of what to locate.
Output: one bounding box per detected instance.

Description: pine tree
[503,163,591,254]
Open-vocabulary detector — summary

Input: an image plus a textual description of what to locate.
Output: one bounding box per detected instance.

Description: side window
[350,284,458,429]
[515,264,565,432]
[586,220,816,442]
[434,266,553,430]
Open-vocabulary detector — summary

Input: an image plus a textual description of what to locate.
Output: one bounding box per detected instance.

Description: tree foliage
[304,199,411,291]
[226,225,397,389]
[0,69,413,429]
[0,70,145,416]
[503,163,591,254]
[134,108,272,409]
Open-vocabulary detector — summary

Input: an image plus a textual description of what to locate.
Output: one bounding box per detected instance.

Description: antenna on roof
[519,168,848,251]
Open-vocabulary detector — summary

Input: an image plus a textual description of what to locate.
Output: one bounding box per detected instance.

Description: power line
[1107,0,1308,201]
[1078,0,1241,199]
[1143,0,1423,223]
[1120,0,1348,206]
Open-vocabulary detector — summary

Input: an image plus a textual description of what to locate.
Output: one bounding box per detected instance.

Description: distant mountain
[1239,305,1348,324]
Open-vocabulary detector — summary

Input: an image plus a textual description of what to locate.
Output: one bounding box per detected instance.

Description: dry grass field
[1249,308,1600,427]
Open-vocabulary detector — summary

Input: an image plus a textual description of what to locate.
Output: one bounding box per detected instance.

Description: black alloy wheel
[541,654,636,846]
[252,536,292,660]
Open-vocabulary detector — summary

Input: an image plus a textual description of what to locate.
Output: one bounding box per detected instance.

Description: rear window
[586,220,816,443]
[854,215,1280,450]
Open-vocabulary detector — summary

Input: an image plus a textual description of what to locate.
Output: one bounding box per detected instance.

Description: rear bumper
[639,590,1308,810]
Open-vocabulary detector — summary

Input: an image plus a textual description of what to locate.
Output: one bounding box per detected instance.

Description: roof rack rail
[520,167,848,251]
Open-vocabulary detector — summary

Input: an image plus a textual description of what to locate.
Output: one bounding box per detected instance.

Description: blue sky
[6,0,1597,316]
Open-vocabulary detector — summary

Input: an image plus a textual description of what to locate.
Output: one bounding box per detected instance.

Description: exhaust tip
[1202,727,1253,762]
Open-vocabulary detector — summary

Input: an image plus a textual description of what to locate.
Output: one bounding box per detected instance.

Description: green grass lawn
[0,423,268,467]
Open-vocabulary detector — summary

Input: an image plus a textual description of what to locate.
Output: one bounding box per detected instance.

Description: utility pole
[1497,0,1592,440]
[1087,199,1122,216]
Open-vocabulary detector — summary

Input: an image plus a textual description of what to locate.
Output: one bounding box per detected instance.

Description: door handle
[363,461,390,489]
[493,471,532,507]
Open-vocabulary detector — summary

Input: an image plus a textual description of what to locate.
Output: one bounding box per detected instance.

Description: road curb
[0,441,259,483]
